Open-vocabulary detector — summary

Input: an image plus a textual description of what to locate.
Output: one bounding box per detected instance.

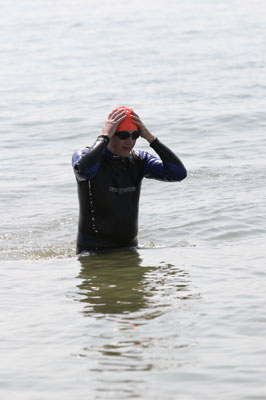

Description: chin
[121,148,131,157]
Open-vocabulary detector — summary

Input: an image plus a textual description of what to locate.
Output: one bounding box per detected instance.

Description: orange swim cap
[115,106,138,132]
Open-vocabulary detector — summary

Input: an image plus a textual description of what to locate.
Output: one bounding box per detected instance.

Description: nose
[127,135,136,142]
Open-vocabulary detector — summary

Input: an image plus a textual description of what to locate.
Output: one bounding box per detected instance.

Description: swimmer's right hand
[102,108,126,138]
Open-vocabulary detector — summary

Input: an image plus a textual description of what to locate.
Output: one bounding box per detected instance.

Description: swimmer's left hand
[131,110,156,144]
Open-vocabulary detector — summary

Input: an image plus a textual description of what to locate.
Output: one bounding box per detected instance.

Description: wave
[1,244,76,261]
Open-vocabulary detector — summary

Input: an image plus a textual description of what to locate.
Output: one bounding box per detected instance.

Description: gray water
[1,0,266,399]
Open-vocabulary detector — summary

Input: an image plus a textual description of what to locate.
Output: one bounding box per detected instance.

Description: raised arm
[139,138,187,182]
[72,136,110,181]
[131,110,187,182]
[72,108,126,181]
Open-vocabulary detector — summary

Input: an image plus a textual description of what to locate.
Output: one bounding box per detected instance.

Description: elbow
[179,167,187,181]
[165,162,187,182]
[74,162,100,180]
[75,162,88,175]
[169,166,187,182]
[74,162,85,176]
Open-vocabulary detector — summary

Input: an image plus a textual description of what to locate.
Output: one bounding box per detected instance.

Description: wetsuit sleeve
[72,135,110,181]
[139,138,187,182]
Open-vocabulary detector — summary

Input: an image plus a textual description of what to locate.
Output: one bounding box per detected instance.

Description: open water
[1,0,266,399]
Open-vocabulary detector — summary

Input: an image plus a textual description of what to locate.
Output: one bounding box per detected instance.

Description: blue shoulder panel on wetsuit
[138,150,186,182]
[72,148,100,180]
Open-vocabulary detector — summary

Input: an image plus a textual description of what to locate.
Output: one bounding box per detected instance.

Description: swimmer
[72,107,187,254]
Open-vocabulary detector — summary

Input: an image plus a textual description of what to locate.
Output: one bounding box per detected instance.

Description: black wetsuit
[72,135,186,254]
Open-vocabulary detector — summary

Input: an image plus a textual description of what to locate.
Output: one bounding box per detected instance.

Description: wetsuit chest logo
[109,186,136,195]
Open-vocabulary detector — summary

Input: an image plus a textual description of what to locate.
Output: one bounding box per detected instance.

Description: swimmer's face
[108,130,139,157]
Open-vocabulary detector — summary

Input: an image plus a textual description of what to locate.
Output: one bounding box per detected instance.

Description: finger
[131,110,140,118]
[113,109,126,121]
[108,108,125,118]
[131,114,141,126]
[114,113,127,126]
[108,109,117,118]
[108,112,127,134]
[131,111,141,121]
[131,117,140,124]
[112,109,127,121]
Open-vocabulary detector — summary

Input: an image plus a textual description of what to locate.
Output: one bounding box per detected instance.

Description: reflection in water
[76,249,193,319]
[77,249,154,315]
[75,248,194,395]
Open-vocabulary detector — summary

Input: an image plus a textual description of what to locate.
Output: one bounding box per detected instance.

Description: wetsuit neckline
[106,148,131,160]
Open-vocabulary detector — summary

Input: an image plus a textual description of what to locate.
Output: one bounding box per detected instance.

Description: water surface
[1,0,266,398]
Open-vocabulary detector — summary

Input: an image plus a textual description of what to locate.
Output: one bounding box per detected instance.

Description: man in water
[72,106,187,254]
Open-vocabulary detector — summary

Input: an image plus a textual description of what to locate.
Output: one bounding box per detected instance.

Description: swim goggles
[115,131,140,140]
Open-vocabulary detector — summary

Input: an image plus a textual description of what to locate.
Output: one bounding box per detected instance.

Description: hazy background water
[1,0,266,399]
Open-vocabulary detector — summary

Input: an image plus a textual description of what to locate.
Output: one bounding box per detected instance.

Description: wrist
[102,131,113,139]
[102,126,114,138]
[98,134,110,143]
[144,132,156,144]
